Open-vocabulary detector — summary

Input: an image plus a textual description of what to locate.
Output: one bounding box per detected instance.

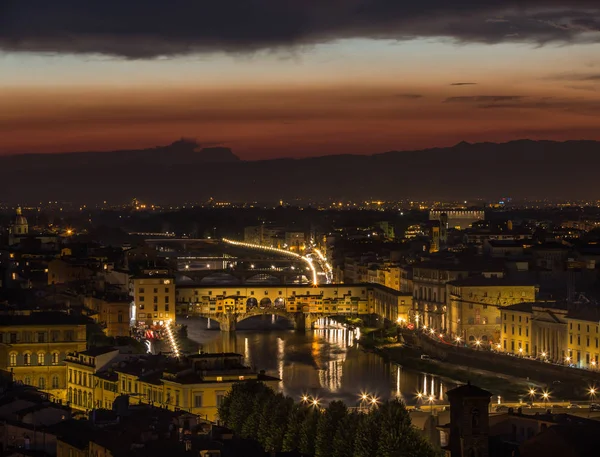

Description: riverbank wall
[404,329,600,386]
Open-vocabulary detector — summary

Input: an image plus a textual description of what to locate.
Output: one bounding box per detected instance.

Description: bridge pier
[220,313,237,332]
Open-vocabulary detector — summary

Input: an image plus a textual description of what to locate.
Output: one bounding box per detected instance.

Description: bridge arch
[259,297,272,308]
[246,274,281,284]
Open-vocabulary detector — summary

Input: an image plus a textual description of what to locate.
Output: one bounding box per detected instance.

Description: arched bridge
[176,284,412,332]
[193,307,327,332]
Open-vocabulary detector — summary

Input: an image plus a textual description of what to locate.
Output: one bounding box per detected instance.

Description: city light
[475,340,481,347]
[430,328,435,335]
[165,319,180,358]
[541,352,547,358]
[565,356,572,363]
[223,238,318,285]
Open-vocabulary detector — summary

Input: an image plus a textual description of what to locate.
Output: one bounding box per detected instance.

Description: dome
[14,207,28,226]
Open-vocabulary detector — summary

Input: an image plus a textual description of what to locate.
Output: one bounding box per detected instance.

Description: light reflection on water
[181,316,454,406]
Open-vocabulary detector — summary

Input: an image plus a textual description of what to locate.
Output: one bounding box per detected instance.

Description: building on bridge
[176,283,412,331]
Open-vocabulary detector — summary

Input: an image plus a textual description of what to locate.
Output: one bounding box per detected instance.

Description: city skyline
[2,2,600,159]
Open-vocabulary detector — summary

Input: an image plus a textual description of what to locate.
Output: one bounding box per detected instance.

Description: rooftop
[448,276,538,287]
[447,382,493,399]
[0,311,91,327]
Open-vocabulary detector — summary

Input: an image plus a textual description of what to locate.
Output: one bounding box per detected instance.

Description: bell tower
[446,382,492,457]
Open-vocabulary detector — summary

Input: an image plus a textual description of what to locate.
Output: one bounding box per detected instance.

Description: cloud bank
[1,1,600,58]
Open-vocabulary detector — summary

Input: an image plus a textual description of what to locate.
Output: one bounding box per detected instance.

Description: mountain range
[1,139,598,204]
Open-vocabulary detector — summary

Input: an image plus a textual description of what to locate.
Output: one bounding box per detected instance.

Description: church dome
[14,207,28,226]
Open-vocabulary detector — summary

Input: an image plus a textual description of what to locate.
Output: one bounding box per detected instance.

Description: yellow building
[130,274,175,326]
[84,353,280,421]
[447,276,538,345]
[566,308,600,369]
[83,296,130,338]
[65,347,120,411]
[500,303,535,356]
[500,301,570,362]
[0,312,87,400]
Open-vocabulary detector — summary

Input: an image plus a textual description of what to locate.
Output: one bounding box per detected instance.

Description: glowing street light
[565,356,572,365]
[430,328,436,335]
[455,336,462,346]
[427,395,435,415]
[518,347,524,356]
[541,390,550,408]
[528,388,537,401]
[301,395,309,403]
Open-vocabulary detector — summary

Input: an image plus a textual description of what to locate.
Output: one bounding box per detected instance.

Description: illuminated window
[217,376,223,382]
[37,352,45,366]
[52,352,60,365]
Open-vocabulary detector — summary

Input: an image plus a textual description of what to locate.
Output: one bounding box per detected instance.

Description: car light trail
[222,238,318,286]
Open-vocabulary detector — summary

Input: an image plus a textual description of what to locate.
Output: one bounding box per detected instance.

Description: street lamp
[430,328,436,335]
[455,336,462,346]
[565,356,572,365]
[518,347,524,356]
[528,388,536,403]
[428,395,435,415]
[542,390,550,408]
[475,340,481,350]
[589,387,597,417]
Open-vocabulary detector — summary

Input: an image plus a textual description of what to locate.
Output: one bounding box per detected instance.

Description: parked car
[589,403,600,412]
[567,404,581,409]
[420,354,431,360]
[410,407,423,413]
[495,405,508,412]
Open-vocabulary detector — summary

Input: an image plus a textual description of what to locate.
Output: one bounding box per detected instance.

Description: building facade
[0,312,88,400]
[447,277,538,344]
[130,275,176,326]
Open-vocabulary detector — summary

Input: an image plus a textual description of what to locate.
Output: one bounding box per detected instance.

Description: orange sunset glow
[2,3,600,159]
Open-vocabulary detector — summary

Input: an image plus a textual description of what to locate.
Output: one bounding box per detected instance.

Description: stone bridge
[193,307,337,331]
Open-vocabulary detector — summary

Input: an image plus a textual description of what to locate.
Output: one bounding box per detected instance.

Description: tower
[446,383,492,457]
[439,213,449,249]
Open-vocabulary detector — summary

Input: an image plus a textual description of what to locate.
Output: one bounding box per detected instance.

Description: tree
[315,401,348,457]
[264,394,294,452]
[375,400,440,457]
[354,412,380,457]
[332,413,360,457]
[299,408,320,456]
[283,404,307,452]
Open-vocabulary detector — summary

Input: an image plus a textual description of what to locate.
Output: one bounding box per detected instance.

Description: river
[180,315,455,406]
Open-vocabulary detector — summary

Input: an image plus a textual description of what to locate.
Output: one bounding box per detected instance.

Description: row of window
[185,289,365,297]
[138,287,171,294]
[138,304,170,311]
[69,368,94,387]
[503,313,530,324]
[569,322,600,334]
[23,375,60,389]
[138,295,170,303]
[503,325,530,337]
[569,334,600,348]
[9,351,60,367]
[68,388,93,409]
[0,330,76,344]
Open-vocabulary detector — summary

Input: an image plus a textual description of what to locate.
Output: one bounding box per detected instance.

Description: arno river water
[180,315,455,406]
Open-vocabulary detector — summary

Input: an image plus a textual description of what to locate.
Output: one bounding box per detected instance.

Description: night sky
[2,1,600,159]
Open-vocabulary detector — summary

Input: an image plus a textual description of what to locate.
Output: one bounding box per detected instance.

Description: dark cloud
[444,96,524,103]
[1,1,600,58]
[395,93,423,99]
[475,97,600,116]
[551,73,600,81]
[450,83,478,86]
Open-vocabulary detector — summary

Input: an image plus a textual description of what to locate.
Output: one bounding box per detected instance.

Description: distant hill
[1,139,599,203]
